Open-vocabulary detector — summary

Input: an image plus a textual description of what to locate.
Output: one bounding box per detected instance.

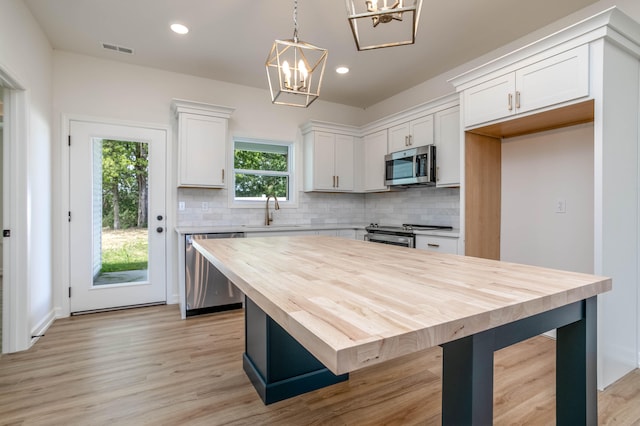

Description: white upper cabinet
[303,124,356,192]
[172,100,234,188]
[434,106,460,187]
[388,115,434,153]
[363,129,388,192]
[463,45,589,128]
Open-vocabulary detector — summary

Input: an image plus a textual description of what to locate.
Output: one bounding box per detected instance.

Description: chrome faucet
[265,195,280,226]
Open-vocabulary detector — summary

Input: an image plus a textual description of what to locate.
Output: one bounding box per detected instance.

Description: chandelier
[266,0,328,108]
[345,0,423,51]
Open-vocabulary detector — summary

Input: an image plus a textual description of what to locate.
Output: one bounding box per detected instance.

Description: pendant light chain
[292,0,299,42]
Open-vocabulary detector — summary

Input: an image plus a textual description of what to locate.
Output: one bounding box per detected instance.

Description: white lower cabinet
[415,235,458,254]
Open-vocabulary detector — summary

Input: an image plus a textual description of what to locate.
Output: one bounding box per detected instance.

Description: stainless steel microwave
[384,145,436,187]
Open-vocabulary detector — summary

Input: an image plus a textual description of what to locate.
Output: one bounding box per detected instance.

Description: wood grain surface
[1,305,637,425]
[193,236,611,375]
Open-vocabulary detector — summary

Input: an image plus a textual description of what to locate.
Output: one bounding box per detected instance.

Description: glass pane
[234,174,289,200]
[93,139,149,286]
[234,147,288,172]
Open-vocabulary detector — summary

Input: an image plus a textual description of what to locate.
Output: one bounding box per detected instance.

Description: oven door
[365,232,415,248]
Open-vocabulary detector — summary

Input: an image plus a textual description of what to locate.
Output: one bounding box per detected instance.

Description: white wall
[501,124,594,273]
[0,0,54,348]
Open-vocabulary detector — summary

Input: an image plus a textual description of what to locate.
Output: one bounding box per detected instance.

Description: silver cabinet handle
[516,91,521,109]
[332,176,336,188]
[405,136,409,146]
[222,169,225,183]
[336,175,339,188]
[508,93,513,111]
[436,166,440,182]
[427,243,440,248]
[408,135,412,146]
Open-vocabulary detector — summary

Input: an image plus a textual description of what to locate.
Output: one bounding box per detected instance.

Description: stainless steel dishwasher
[185,232,244,317]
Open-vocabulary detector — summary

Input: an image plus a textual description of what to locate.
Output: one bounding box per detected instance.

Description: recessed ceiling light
[170,23,189,35]
[336,66,350,74]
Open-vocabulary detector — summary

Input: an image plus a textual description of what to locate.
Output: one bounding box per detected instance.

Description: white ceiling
[24,0,601,108]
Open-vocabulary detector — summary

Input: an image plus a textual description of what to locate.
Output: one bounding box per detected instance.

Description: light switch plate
[178,201,185,211]
[555,199,566,213]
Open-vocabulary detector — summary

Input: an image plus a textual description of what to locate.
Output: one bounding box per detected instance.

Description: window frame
[229,137,296,209]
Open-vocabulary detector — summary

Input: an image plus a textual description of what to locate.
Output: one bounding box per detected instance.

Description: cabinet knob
[157,215,163,221]
[156,227,164,233]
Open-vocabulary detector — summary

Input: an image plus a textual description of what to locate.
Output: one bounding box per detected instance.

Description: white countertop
[175,224,460,238]
[174,223,367,235]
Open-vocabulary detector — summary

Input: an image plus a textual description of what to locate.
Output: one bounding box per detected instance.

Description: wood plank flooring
[0,305,638,425]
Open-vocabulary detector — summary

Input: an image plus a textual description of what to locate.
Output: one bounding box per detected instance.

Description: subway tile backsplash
[177,187,460,228]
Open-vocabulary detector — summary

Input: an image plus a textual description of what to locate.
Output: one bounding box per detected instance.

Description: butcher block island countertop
[192,235,611,376]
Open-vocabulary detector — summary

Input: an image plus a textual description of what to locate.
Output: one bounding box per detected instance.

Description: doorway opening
[93,139,150,286]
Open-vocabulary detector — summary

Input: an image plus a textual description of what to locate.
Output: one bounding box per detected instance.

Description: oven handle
[365,233,415,248]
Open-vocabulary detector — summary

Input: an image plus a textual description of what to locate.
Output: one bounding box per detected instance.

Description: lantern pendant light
[266,0,328,108]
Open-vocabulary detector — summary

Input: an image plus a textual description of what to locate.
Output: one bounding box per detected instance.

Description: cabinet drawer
[415,236,458,254]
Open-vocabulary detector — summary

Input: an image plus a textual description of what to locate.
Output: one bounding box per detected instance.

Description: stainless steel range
[364,223,453,248]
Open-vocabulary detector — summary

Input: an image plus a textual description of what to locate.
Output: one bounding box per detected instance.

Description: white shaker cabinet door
[409,115,434,148]
[312,131,337,191]
[463,73,516,127]
[434,106,460,187]
[388,121,410,153]
[363,130,389,192]
[334,134,355,191]
[515,44,589,115]
[178,113,227,187]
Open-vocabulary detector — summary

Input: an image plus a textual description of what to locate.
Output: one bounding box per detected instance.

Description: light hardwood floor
[0,305,638,425]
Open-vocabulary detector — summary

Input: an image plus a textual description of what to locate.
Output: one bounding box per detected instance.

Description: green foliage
[101,140,148,229]
[100,238,148,273]
[234,147,289,198]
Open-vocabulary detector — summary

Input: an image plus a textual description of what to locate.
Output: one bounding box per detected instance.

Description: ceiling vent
[101,42,134,55]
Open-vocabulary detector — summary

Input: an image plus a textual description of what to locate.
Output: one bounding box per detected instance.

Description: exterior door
[69,120,166,313]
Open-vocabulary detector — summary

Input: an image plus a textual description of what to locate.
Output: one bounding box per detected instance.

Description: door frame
[1,68,29,353]
[59,115,175,317]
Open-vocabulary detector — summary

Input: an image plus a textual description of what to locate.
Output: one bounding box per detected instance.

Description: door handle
[156,227,164,233]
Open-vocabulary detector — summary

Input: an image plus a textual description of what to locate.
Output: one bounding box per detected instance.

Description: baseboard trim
[30,309,56,346]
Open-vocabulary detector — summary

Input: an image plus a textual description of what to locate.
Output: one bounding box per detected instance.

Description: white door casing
[69,120,167,313]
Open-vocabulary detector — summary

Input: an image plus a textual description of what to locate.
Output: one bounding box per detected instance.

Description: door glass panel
[93,139,149,286]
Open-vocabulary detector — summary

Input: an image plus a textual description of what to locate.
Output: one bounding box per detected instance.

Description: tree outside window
[234,140,291,201]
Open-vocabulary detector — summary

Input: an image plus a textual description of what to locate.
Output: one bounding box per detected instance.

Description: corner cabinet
[302,122,358,192]
[172,99,235,188]
[462,45,589,128]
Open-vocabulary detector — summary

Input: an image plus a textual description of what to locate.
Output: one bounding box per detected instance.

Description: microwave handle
[414,155,419,177]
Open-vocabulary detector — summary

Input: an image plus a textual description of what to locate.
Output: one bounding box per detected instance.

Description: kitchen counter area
[193,235,611,423]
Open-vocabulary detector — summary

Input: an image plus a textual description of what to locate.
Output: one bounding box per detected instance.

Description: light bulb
[298,60,308,85]
[282,61,291,87]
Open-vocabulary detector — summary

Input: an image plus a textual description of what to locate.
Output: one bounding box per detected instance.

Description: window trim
[229,137,296,209]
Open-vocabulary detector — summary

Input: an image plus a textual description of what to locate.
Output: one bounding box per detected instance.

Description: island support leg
[556,296,597,425]
[243,297,348,405]
[440,298,597,425]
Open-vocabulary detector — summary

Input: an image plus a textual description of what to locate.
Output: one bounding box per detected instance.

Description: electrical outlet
[202,202,209,211]
[555,199,566,214]
[178,201,185,211]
